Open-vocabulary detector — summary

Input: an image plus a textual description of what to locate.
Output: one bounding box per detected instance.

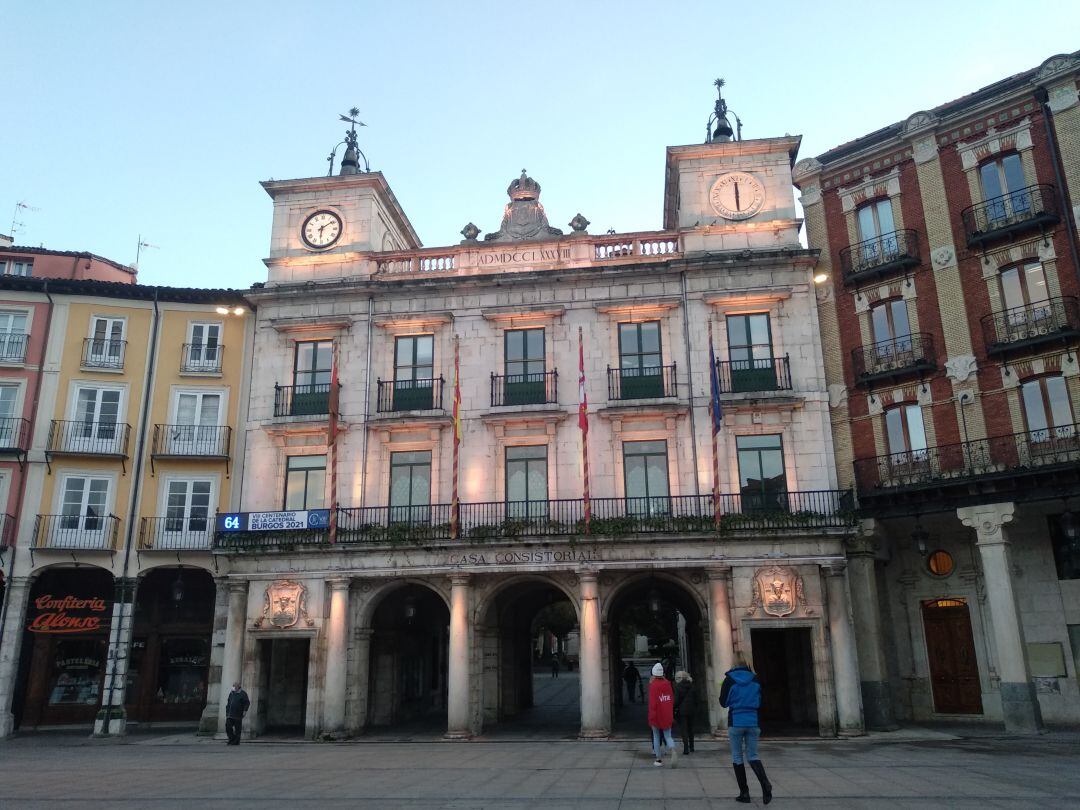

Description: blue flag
[709,341,723,433]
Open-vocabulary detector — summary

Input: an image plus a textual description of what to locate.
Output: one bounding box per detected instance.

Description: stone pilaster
[94,577,137,736]
[957,502,1043,733]
[218,580,249,735]
[322,578,350,734]
[445,574,472,738]
[823,562,865,736]
[846,522,897,730]
[706,567,734,735]
[578,570,608,738]
[0,577,32,738]
[350,628,374,733]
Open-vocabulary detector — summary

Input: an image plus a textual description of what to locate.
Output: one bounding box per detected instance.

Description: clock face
[709,172,766,220]
[301,210,343,249]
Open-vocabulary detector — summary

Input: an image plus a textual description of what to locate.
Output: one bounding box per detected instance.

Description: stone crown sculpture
[485,169,564,243]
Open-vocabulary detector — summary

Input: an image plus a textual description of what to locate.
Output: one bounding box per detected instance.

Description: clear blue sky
[3,1,1077,289]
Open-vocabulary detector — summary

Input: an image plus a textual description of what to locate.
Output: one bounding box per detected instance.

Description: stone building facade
[209,122,866,739]
[794,52,1080,732]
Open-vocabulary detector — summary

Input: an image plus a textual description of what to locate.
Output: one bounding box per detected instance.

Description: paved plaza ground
[2,676,1079,809]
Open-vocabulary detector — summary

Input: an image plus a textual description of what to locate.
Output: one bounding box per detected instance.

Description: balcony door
[89,317,125,366]
[163,479,213,543]
[623,440,670,516]
[998,262,1051,340]
[389,450,431,523]
[73,387,121,453]
[856,199,897,266]
[504,328,546,405]
[506,444,548,519]
[394,335,435,411]
[870,299,913,366]
[170,392,222,454]
[979,154,1028,224]
[0,385,17,447]
[58,476,110,547]
[1021,376,1076,461]
[727,314,776,391]
[618,321,663,398]
[292,340,332,415]
[187,322,222,371]
[884,404,928,478]
[0,311,27,362]
[736,435,786,512]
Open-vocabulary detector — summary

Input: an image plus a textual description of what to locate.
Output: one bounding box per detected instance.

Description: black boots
[749,759,773,805]
[732,763,751,803]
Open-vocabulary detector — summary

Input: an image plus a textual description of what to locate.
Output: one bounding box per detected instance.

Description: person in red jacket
[647,662,678,767]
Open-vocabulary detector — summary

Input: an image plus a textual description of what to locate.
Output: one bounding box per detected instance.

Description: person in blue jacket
[719,655,772,804]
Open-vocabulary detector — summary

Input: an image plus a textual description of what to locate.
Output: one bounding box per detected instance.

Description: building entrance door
[749,627,818,735]
[922,599,983,714]
[256,638,309,733]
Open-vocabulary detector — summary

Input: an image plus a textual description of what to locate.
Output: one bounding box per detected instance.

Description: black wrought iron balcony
[715,356,793,393]
[0,513,14,549]
[851,333,936,386]
[151,424,232,457]
[0,332,28,363]
[47,420,131,458]
[839,229,921,285]
[961,184,1059,248]
[0,417,30,455]
[34,513,121,550]
[139,516,213,550]
[491,370,558,407]
[981,296,1080,357]
[607,364,677,400]
[376,376,445,413]
[854,422,1080,495]
[82,338,126,370]
[274,383,332,417]
[180,343,224,373]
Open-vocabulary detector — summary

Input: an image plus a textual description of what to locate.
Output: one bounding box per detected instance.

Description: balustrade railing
[139,516,213,550]
[34,514,121,550]
[152,424,232,457]
[82,338,126,370]
[491,370,558,407]
[961,184,1059,247]
[376,376,445,413]
[981,296,1080,354]
[714,356,792,393]
[47,420,131,457]
[0,332,28,363]
[839,229,920,284]
[607,364,677,400]
[851,333,936,383]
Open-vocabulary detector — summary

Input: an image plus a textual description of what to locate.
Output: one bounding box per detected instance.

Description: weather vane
[327,107,370,176]
[706,78,743,143]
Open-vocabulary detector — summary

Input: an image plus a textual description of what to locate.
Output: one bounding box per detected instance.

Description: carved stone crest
[254,579,314,629]
[485,170,564,243]
[945,354,977,384]
[747,565,805,617]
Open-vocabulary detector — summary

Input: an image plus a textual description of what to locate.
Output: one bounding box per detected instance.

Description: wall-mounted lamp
[911,522,930,556]
[813,273,829,284]
[404,596,417,621]
[648,588,661,615]
[171,569,185,604]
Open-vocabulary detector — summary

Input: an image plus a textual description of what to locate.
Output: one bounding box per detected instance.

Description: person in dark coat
[719,655,772,804]
[550,654,560,678]
[225,681,250,745]
[672,670,695,755]
[622,661,641,703]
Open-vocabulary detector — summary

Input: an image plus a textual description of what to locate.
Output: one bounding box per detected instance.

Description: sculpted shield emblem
[256,579,311,629]
[748,566,804,618]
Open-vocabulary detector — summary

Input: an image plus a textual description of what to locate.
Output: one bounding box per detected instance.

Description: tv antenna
[9,201,40,238]
[134,234,160,269]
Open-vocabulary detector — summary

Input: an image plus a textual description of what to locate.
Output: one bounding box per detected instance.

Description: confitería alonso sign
[28,594,110,633]
[447,548,601,566]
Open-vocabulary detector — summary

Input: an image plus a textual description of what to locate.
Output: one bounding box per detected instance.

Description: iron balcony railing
[715,356,792,393]
[139,516,213,550]
[376,376,445,413]
[851,333,936,385]
[181,343,224,373]
[151,424,232,457]
[274,383,333,417]
[607,364,677,400]
[47,420,131,457]
[981,296,1080,356]
[491,370,558,407]
[82,338,127,370]
[854,421,1080,492]
[0,513,14,549]
[0,332,29,363]
[214,490,856,549]
[34,513,121,550]
[839,229,920,285]
[961,184,1059,248]
[0,417,31,453]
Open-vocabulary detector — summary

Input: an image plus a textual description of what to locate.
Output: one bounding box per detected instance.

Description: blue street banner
[216,509,330,533]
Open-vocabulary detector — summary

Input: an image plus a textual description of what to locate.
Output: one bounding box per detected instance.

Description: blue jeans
[728,725,760,764]
[651,726,675,758]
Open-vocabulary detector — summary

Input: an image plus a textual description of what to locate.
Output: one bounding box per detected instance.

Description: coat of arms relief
[253,579,315,629]
[747,566,809,618]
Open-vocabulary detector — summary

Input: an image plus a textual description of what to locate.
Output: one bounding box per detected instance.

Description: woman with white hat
[647,662,678,767]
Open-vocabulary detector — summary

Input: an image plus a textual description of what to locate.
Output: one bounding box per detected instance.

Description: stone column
[958,502,1043,733]
[94,577,137,736]
[578,571,607,738]
[218,580,249,734]
[824,562,865,736]
[707,567,735,734]
[0,576,32,738]
[847,522,897,730]
[322,578,350,734]
[351,628,374,732]
[446,574,471,738]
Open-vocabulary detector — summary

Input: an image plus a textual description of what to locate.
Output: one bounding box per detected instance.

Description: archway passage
[606,577,708,740]
[480,580,580,738]
[367,584,450,736]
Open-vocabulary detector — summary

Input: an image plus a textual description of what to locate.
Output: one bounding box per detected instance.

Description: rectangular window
[291,340,332,415]
[623,439,670,515]
[618,321,663,398]
[506,444,548,519]
[504,328,546,405]
[0,260,33,277]
[164,479,213,533]
[884,404,928,479]
[870,299,913,364]
[72,387,122,451]
[186,322,222,371]
[389,450,431,522]
[736,434,786,511]
[169,391,222,454]
[284,455,325,510]
[980,154,1029,223]
[0,311,28,362]
[60,476,110,532]
[89,317,125,365]
[726,314,776,391]
[393,335,435,410]
[0,385,18,447]
[1021,376,1075,453]
[856,199,895,242]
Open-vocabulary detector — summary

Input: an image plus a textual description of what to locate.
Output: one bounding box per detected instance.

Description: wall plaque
[254,579,314,629]
[748,565,805,617]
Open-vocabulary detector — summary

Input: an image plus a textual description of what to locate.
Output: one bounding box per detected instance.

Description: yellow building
[0,277,252,735]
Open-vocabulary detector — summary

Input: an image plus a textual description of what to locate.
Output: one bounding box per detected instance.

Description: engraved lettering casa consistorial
[748,565,805,617]
[254,579,314,629]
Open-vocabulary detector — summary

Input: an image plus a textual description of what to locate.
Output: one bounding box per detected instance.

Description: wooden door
[922,601,983,714]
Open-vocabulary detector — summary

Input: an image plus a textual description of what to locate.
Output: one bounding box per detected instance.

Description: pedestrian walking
[647,662,678,768]
[673,670,696,755]
[719,655,772,804]
[550,654,560,678]
[225,681,250,746]
[622,661,640,703]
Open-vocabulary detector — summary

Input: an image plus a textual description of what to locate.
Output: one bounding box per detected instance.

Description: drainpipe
[0,280,54,680]
[358,296,374,507]
[100,287,161,735]
[1034,86,1080,286]
[680,272,701,497]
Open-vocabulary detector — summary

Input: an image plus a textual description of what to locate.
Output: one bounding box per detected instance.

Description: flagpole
[708,319,721,531]
[451,335,461,541]
[578,327,591,535]
[328,343,340,543]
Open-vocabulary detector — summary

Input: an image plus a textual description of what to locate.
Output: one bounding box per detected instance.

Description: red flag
[451,337,462,540]
[578,327,591,533]
[328,347,340,543]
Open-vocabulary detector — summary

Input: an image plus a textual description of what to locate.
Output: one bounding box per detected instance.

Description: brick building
[794,52,1080,732]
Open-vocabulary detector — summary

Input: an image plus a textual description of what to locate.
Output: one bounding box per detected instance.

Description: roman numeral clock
[709,171,765,220]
